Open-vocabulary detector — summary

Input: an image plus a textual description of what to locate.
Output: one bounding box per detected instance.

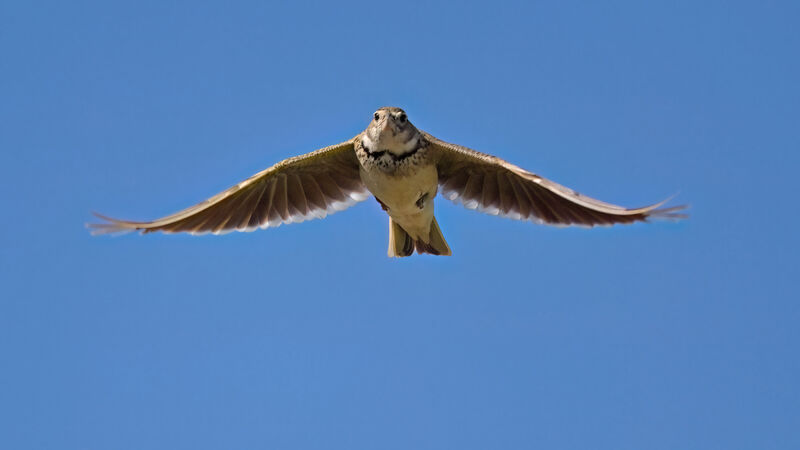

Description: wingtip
[86,211,138,236]
[648,200,689,221]
[91,211,130,224]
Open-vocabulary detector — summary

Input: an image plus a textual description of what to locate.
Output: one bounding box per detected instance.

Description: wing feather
[481,170,499,214]
[424,131,687,227]
[506,173,530,219]
[89,137,367,235]
[301,173,327,214]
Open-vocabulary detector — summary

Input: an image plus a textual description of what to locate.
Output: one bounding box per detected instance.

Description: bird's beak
[379,120,393,137]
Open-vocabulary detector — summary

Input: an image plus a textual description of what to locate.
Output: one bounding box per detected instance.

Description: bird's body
[90,107,686,256]
[355,107,448,255]
[359,161,439,245]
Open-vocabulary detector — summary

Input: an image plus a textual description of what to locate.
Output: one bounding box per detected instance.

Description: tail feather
[414,239,441,255]
[388,216,452,257]
[388,218,414,257]
[420,216,451,256]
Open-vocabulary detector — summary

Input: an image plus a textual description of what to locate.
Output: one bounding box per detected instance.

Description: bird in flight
[90,107,685,256]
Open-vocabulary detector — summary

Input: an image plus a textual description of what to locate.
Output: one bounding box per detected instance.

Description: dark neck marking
[362,141,421,162]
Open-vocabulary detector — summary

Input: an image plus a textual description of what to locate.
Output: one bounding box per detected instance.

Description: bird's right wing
[89,137,369,235]
[424,131,686,227]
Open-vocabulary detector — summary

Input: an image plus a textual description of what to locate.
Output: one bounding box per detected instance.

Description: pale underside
[359,162,439,241]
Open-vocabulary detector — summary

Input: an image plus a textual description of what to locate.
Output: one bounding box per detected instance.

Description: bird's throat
[362,132,420,158]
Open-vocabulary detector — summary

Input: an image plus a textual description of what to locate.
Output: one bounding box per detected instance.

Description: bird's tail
[419,216,452,256]
[388,216,451,257]
[388,218,414,257]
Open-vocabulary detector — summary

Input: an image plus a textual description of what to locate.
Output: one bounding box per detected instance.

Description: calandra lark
[90,107,685,256]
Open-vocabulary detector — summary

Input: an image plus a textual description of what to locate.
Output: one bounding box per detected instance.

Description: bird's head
[363,107,420,155]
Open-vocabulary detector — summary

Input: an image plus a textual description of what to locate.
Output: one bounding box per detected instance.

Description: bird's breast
[360,162,438,217]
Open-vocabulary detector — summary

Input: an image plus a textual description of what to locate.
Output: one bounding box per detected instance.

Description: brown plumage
[89,107,686,255]
[426,131,686,227]
[90,140,368,235]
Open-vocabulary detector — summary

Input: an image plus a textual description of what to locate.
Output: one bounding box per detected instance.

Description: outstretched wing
[424,131,686,227]
[89,137,368,235]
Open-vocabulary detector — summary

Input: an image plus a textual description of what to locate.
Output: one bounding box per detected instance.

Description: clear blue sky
[1,1,798,449]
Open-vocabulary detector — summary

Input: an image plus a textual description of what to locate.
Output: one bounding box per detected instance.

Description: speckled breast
[355,135,432,176]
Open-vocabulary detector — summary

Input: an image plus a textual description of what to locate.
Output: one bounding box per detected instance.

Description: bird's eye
[374,113,380,121]
[397,113,407,123]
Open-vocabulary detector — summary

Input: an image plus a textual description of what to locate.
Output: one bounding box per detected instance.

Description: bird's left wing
[89,137,368,235]
[424,131,686,227]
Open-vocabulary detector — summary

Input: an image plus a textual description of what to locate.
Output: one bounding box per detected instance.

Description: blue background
[2,1,798,449]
